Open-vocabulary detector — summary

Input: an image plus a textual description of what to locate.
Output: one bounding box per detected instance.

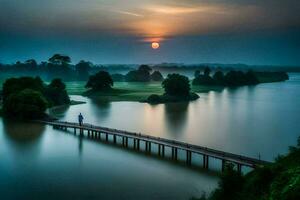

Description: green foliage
[147,94,161,104]
[2,76,44,101]
[269,167,300,200]
[150,71,164,81]
[192,75,215,85]
[194,70,201,78]
[2,77,70,119]
[162,74,190,96]
[204,67,211,76]
[255,71,289,83]
[199,137,300,200]
[125,65,153,82]
[210,163,244,200]
[75,60,91,81]
[86,71,113,91]
[212,71,225,84]
[44,78,70,106]
[138,65,152,72]
[3,89,47,119]
[48,54,71,65]
[193,70,260,86]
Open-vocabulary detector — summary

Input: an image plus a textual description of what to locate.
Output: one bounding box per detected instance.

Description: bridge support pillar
[203,155,209,169]
[237,163,242,174]
[186,151,192,165]
[158,144,161,156]
[74,128,76,135]
[105,134,108,142]
[125,137,128,147]
[137,139,140,150]
[113,135,117,144]
[133,139,136,149]
[172,147,177,160]
[222,160,226,172]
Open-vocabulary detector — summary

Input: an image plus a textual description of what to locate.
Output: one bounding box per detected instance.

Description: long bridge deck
[38,120,272,172]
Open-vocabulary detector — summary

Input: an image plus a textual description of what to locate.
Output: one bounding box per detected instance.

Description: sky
[0,0,300,65]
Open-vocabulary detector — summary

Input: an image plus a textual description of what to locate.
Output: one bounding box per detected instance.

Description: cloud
[113,10,144,17]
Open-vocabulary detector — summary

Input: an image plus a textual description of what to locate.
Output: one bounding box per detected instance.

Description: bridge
[38,120,272,173]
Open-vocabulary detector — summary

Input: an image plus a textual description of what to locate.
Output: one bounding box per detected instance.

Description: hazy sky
[0,0,300,65]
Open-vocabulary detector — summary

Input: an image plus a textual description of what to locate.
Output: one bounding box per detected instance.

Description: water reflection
[164,103,189,135]
[48,105,70,118]
[2,119,45,144]
[90,99,112,120]
[78,135,83,156]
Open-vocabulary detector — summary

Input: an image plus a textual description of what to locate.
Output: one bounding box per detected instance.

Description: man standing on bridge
[78,113,84,126]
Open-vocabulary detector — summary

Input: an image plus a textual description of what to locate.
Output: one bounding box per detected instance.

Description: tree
[2,77,44,101]
[138,65,152,72]
[75,60,91,80]
[150,71,164,81]
[3,89,48,119]
[48,54,71,65]
[25,59,38,70]
[162,74,190,96]
[209,163,244,200]
[245,70,259,85]
[194,70,201,78]
[213,71,225,84]
[125,67,151,82]
[204,67,211,76]
[47,54,73,80]
[85,71,113,90]
[44,78,70,106]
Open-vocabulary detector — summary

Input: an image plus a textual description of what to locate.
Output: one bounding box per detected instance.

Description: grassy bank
[66,81,223,102]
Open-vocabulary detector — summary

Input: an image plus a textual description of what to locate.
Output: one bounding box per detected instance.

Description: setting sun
[151,42,160,49]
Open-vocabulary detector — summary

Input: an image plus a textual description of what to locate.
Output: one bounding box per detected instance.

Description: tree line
[192,67,289,86]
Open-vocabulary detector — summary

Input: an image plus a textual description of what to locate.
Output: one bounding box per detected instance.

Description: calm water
[1,73,300,199]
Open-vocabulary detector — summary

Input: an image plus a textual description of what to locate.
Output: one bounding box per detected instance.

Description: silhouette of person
[78,113,84,126]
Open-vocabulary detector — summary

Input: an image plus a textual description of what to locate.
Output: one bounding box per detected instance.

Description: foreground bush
[3,89,47,119]
[2,76,70,119]
[196,137,300,200]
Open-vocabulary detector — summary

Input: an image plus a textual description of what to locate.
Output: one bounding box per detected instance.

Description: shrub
[86,71,113,90]
[162,74,190,96]
[3,89,48,119]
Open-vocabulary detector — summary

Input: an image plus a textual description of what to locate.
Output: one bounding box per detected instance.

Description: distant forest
[0,54,299,81]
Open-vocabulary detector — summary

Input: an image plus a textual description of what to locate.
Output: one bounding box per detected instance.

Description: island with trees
[145,74,199,104]
[1,77,71,120]
[84,71,199,103]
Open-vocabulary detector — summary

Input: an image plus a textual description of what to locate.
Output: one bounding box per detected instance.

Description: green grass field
[65,81,223,102]
[0,79,223,102]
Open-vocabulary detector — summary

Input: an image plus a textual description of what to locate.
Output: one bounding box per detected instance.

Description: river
[1,73,299,199]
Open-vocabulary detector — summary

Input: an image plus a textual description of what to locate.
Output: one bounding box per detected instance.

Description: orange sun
[151,42,160,49]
